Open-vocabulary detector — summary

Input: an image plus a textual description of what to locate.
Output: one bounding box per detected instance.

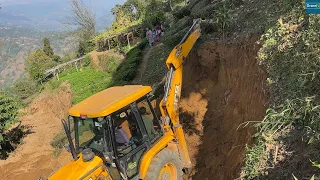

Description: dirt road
[0,84,73,180]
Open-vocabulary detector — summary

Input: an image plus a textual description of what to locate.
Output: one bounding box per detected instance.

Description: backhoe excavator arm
[159,19,201,168]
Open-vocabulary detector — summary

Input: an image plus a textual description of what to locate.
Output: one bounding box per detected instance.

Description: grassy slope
[59,69,112,104]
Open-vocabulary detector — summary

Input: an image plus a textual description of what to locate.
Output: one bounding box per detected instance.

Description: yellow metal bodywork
[160,22,201,168]
[140,21,201,178]
[69,85,152,118]
[50,21,200,180]
[139,133,174,179]
[49,154,109,180]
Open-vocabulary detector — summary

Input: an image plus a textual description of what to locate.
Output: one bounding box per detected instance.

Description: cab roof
[69,85,152,118]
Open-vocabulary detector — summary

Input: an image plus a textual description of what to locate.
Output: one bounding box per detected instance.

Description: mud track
[0,84,73,179]
[180,37,268,179]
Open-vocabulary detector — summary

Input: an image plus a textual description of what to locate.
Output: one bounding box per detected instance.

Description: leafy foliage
[0,92,19,133]
[52,54,62,63]
[77,40,95,57]
[241,1,320,179]
[242,138,265,179]
[112,39,148,83]
[43,38,54,57]
[25,49,55,82]
[13,77,39,101]
[0,92,20,158]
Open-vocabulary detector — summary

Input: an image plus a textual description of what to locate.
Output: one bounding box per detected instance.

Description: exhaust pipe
[61,119,78,161]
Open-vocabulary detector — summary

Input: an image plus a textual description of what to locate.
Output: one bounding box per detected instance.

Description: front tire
[144,149,182,180]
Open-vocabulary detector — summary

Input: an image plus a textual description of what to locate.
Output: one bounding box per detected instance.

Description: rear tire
[144,149,183,180]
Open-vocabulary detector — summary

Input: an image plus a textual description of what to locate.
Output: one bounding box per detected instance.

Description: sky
[0,0,126,31]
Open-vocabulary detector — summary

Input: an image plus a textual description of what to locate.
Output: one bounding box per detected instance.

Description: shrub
[112,40,147,83]
[0,92,20,159]
[83,55,91,67]
[241,138,265,179]
[0,92,19,133]
[52,55,62,63]
[13,77,39,101]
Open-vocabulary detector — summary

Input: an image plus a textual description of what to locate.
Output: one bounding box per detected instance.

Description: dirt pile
[180,37,269,179]
[0,83,73,180]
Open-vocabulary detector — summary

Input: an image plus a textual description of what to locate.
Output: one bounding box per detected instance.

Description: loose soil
[0,83,73,180]
[179,37,269,179]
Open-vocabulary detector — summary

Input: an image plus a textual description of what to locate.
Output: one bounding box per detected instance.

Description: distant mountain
[0,0,125,31]
[0,25,77,89]
[0,11,31,21]
[0,0,126,88]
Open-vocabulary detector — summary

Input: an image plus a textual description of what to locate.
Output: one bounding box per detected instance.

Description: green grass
[238,0,320,179]
[241,138,266,179]
[49,69,112,104]
[61,69,112,103]
[140,43,172,85]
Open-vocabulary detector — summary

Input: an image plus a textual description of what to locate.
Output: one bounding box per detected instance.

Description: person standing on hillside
[146,28,153,47]
[153,28,157,42]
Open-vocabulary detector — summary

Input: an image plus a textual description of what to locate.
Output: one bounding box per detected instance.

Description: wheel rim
[158,163,177,180]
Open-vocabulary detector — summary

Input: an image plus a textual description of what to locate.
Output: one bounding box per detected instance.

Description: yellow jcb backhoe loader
[48,19,201,180]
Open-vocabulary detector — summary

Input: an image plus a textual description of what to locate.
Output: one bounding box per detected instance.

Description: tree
[77,41,86,57]
[52,54,62,63]
[25,50,54,82]
[43,38,54,57]
[65,0,96,41]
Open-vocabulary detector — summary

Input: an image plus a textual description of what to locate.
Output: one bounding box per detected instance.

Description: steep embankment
[0,83,72,179]
[179,37,268,179]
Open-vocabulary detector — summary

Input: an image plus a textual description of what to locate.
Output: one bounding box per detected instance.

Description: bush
[112,40,147,83]
[13,77,39,101]
[83,55,91,67]
[241,138,265,179]
[52,55,62,63]
[0,92,20,159]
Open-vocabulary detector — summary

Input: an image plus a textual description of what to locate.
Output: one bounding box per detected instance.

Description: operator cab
[65,85,163,179]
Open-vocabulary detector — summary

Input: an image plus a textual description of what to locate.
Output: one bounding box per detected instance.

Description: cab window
[137,99,162,142]
[112,108,143,156]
